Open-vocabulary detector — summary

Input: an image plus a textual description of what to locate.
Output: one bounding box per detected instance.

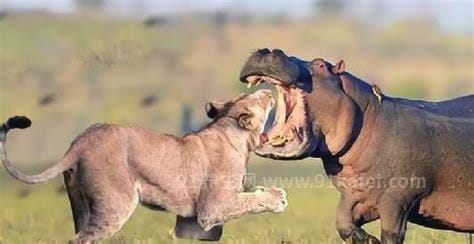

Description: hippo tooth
[293,126,302,141]
[247,83,252,88]
[287,132,294,141]
[271,139,287,147]
[288,127,298,141]
[269,135,288,146]
[265,134,282,144]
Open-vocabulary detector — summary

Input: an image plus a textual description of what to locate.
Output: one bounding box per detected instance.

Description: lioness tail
[1,116,77,184]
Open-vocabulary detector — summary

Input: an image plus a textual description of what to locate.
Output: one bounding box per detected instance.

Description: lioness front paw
[198,218,223,232]
[256,186,288,213]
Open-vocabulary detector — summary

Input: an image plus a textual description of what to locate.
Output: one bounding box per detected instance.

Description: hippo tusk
[266,135,288,146]
[287,128,296,141]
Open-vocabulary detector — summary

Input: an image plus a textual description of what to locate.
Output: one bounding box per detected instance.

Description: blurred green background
[0,0,473,243]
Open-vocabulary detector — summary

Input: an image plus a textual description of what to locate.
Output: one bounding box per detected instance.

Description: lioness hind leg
[69,172,139,244]
[174,215,223,241]
[69,191,139,244]
[64,170,89,233]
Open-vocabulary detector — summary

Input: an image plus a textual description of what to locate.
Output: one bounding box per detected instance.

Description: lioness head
[205,89,274,149]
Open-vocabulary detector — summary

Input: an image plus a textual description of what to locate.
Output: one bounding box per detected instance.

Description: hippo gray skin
[240,48,474,243]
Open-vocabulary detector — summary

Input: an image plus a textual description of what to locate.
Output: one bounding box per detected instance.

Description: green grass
[0,161,469,243]
[0,12,472,243]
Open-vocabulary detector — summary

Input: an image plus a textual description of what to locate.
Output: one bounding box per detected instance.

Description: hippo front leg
[336,195,380,244]
[174,215,223,241]
[378,196,411,244]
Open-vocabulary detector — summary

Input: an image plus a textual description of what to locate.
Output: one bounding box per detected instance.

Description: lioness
[0,89,288,243]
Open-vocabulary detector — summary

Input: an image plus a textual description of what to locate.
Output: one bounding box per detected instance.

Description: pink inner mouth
[246,75,308,148]
[260,132,269,144]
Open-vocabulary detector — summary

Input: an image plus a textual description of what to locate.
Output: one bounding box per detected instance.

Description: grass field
[0,12,472,243]
[0,161,470,243]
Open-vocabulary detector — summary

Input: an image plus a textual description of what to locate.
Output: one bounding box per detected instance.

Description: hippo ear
[325,94,359,156]
[332,60,345,74]
[205,102,225,119]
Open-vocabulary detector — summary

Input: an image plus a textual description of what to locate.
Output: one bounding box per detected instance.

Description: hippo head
[240,49,360,160]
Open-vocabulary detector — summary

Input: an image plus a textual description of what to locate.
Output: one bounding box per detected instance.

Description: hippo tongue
[260,132,269,144]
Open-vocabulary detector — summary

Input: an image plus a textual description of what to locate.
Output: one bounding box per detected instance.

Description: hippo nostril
[272,49,285,56]
[257,48,271,55]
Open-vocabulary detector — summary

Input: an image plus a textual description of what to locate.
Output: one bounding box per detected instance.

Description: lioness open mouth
[246,75,312,158]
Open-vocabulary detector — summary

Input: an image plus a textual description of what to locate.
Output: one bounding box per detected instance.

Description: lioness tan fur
[0,90,288,243]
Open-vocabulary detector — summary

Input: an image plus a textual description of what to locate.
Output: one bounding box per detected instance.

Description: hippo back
[390,95,474,118]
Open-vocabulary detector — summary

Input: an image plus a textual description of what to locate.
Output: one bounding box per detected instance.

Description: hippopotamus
[239,48,474,243]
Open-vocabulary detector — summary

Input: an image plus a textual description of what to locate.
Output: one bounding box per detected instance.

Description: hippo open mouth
[240,49,317,159]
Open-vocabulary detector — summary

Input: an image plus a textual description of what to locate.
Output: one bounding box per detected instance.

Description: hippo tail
[0,116,77,184]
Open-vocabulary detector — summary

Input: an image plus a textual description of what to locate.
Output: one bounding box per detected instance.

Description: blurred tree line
[0,4,472,164]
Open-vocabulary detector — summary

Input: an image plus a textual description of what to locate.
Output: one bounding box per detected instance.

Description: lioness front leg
[197,186,288,231]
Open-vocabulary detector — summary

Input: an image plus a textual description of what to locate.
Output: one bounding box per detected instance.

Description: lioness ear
[238,113,256,130]
[332,60,345,74]
[205,102,225,119]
